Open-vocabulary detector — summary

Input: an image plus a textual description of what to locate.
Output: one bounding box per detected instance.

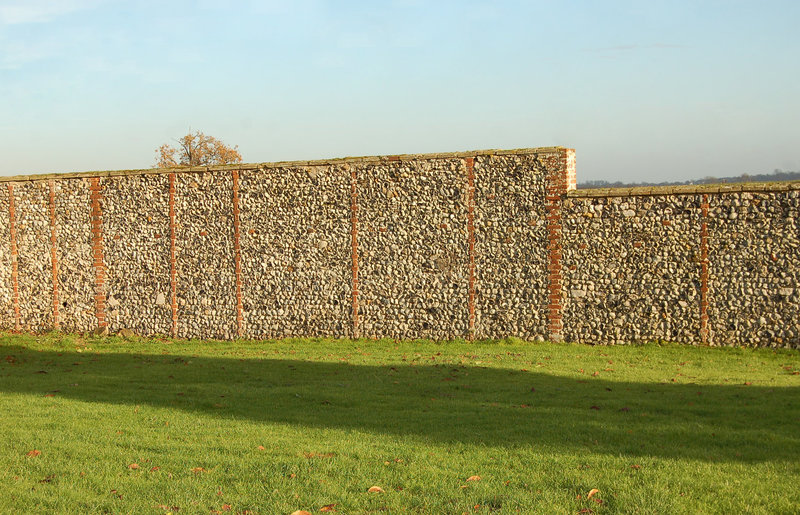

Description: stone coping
[0,147,569,183]
[570,181,800,198]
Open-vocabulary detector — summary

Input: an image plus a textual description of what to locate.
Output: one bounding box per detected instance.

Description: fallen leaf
[290,511,312,515]
[303,452,335,459]
[221,505,231,511]
[128,463,140,470]
[587,488,600,499]
[593,498,603,504]
[320,504,337,511]
[744,382,752,386]
[631,464,641,469]
[26,450,41,457]
[257,445,266,451]
[466,475,481,482]
[191,467,206,474]
[368,486,384,493]
[150,466,160,472]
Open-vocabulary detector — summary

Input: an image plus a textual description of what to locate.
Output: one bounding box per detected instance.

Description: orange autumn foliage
[155,131,242,168]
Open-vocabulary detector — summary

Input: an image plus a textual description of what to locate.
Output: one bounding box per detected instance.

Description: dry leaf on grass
[587,488,600,499]
[290,511,312,515]
[128,463,139,470]
[26,450,41,457]
[320,504,337,511]
[257,445,266,451]
[191,467,207,474]
[367,486,384,493]
[303,452,335,459]
[466,475,481,482]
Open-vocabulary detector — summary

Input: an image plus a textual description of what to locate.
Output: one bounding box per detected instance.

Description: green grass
[1,332,799,514]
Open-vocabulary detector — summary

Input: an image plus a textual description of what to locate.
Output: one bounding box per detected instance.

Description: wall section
[707,191,800,346]
[13,181,51,331]
[0,148,797,349]
[358,158,469,340]
[473,154,549,340]
[562,195,702,344]
[175,171,238,340]
[0,188,11,328]
[103,174,172,336]
[239,165,352,339]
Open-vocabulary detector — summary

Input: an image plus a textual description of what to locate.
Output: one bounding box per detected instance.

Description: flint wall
[0,147,797,348]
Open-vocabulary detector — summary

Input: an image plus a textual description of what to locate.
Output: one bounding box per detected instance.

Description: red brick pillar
[545,148,576,342]
[7,184,20,331]
[89,178,107,331]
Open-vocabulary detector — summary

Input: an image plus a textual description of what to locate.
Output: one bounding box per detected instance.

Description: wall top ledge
[569,181,800,198]
[0,146,573,183]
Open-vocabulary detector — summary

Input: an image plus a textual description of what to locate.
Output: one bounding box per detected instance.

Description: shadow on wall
[1,343,798,464]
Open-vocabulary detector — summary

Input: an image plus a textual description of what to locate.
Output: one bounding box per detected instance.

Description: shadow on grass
[1,342,798,464]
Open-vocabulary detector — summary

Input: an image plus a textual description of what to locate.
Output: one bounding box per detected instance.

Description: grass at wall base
[1,332,798,514]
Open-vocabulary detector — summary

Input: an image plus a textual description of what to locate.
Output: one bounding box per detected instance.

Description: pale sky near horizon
[1,0,798,182]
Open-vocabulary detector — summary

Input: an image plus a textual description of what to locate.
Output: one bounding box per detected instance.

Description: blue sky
[1,0,798,182]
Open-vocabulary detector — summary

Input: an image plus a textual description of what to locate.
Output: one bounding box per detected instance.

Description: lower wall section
[358,159,469,340]
[563,195,702,344]
[474,154,548,340]
[239,166,352,339]
[103,175,171,336]
[175,172,238,340]
[54,179,95,332]
[708,191,800,346]
[0,148,797,348]
[14,182,51,332]
[0,189,11,329]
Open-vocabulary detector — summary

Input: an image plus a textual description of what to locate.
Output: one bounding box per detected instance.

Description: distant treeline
[578,169,800,189]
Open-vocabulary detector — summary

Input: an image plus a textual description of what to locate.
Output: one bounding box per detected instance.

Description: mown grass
[0,332,799,514]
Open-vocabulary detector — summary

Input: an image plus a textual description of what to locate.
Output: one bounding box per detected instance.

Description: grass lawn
[1,332,799,514]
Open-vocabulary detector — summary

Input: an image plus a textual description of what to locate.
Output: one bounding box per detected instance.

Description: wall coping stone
[0,147,570,183]
[570,181,800,198]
